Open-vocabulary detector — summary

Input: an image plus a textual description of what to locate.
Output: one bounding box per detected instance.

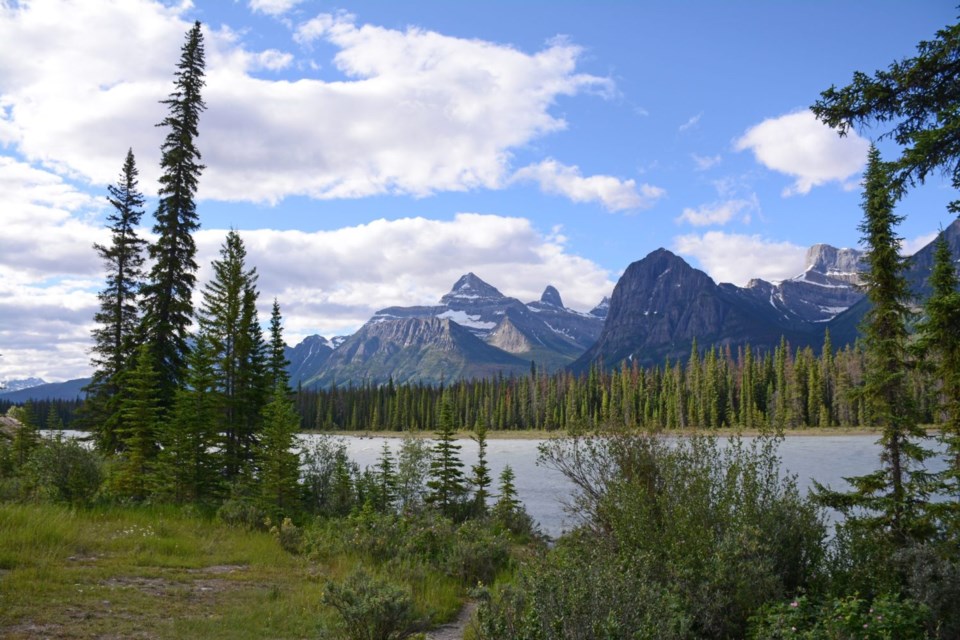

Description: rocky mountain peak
[803,244,863,282]
[589,296,611,319]
[440,272,505,305]
[539,285,564,308]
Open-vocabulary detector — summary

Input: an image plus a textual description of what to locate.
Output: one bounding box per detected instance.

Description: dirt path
[426,601,477,640]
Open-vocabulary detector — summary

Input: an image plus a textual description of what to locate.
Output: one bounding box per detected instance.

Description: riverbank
[302,425,891,440]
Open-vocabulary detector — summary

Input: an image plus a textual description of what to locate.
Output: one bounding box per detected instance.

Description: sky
[1,0,957,383]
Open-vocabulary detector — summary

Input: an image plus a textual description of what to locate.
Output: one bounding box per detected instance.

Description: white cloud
[673,231,806,285]
[691,153,721,171]
[675,196,758,227]
[512,159,664,212]
[210,214,615,344]
[902,231,939,256]
[0,188,615,380]
[249,0,305,17]
[679,112,702,132]
[0,2,613,204]
[735,110,869,196]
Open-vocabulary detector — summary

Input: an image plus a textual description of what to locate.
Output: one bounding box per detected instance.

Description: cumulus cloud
[673,231,806,285]
[735,110,869,196]
[0,187,614,380]
[249,0,305,17]
[0,1,613,204]
[675,196,758,227]
[512,159,665,211]
[208,214,615,344]
[902,231,939,256]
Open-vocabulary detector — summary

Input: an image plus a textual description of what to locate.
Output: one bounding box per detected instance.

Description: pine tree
[140,21,206,410]
[198,230,268,481]
[916,231,960,531]
[157,333,223,503]
[257,384,302,520]
[268,299,291,391]
[470,422,492,517]
[112,343,163,500]
[426,388,466,518]
[374,441,398,513]
[87,149,147,452]
[816,145,933,544]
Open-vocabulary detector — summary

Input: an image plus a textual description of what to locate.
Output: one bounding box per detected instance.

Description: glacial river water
[298,433,948,539]
[49,430,946,539]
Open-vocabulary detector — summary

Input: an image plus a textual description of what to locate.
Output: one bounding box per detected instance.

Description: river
[298,433,948,538]
[48,430,946,538]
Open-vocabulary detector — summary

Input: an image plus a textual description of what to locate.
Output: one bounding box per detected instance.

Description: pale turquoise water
[48,430,947,539]
[300,434,948,538]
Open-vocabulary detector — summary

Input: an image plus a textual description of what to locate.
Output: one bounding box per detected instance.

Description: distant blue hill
[0,378,89,402]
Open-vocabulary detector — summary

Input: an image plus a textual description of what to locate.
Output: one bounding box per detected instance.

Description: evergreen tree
[268,298,291,391]
[916,231,960,531]
[198,230,268,481]
[812,15,960,212]
[816,146,933,544]
[257,384,302,520]
[374,440,398,513]
[157,333,223,503]
[426,388,466,518]
[87,149,147,452]
[140,21,206,410]
[112,343,163,500]
[470,422,492,517]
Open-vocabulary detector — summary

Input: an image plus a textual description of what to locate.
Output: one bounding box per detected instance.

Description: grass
[0,503,462,639]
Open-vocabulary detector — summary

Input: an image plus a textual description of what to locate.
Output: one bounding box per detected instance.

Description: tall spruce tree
[140,21,206,410]
[257,383,302,520]
[112,343,163,500]
[816,145,933,544]
[157,333,223,503]
[268,298,291,391]
[426,388,467,518]
[87,149,147,452]
[198,230,268,482]
[470,422,492,517]
[916,231,960,532]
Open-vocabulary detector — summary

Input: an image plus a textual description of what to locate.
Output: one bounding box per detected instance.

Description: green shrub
[270,516,304,554]
[445,519,510,585]
[20,436,104,504]
[322,569,421,640]
[217,498,269,531]
[476,432,827,639]
[750,594,930,640]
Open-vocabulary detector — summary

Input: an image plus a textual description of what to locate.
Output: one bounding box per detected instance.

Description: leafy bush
[216,498,269,531]
[445,519,510,585]
[476,432,827,639]
[19,435,104,504]
[270,516,304,554]
[322,569,421,640]
[749,594,930,640]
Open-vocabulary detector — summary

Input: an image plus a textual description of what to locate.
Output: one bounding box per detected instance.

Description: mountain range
[287,273,606,387]
[6,219,959,399]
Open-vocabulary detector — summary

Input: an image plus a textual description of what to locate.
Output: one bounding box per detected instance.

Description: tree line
[293,328,945,432]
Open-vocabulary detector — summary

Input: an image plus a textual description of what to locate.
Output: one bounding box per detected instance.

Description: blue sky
[0,0,956,381]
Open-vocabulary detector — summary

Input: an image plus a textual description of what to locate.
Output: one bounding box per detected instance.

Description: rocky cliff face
[285,335,333,386]
[744,244,865,323]
[305,316,528,387]
[804,244,863,284]
[570,248,820,373]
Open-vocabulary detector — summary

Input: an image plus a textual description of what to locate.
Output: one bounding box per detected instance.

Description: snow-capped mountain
[744,244,865,323]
